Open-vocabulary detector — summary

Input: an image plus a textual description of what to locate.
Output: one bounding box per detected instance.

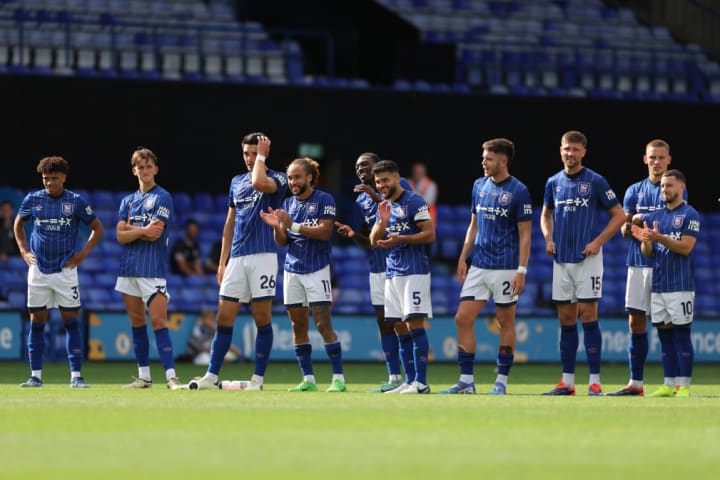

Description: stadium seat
[193,192,214,212]
[8,291,26,309]
[91,190,116,211]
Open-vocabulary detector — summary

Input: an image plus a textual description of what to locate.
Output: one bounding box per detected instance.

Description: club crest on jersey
[144,196,156,210]
[673,215,685,228]
[394,205,407,219]
[500,191,512,206]
[307,203,318,215]
[578,182,590,196]
[62,203,74,215]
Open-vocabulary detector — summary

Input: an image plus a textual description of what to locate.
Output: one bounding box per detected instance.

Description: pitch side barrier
[2,311,720,363]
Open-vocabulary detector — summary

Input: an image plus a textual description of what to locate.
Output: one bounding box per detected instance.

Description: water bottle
[220,380,250,390]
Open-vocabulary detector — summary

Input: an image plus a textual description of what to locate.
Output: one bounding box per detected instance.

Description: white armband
[256,154,266,163]
[517,265,527,275]
[290,222,302,234]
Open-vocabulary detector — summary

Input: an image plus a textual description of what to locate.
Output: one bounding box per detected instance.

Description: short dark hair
[242,132,266,146]
[662,169,686,184]
[372,159,400,175]
[358,152,381,164]
[482,138,515,165]
[37,156,69,175]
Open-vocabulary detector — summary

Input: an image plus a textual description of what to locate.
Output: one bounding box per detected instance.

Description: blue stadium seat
[91,190,116,211]
[193,192,214,212]
[341,274,368,290]
[214,193,229,213]
[84,287,112,309]
[173,192,192,212]
[6,255,27,273]
[94,273,117,289]
[8,291,26,309]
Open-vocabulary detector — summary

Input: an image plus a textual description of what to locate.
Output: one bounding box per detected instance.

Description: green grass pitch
[1,360,718,479]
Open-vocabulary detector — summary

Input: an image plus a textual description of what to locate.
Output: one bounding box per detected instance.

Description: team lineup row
[12,131,700,396]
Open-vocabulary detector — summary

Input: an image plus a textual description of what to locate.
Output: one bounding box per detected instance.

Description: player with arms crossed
[335,152,415,392]
[189,133,288,390]
[115,147,181,389]
[369,160,435,394]
[633,169,699,397]
[15,156,104,388]
[541,130,625,396]
[439,138,532,395]
[261,157,347,392]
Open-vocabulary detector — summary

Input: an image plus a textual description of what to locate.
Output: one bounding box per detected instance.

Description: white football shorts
[27,264,81,310]
[219,253,278,303]
[552,250,604,303]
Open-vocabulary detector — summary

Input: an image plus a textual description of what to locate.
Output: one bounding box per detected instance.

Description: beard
[384,185,397,199]
[293,184,308,196]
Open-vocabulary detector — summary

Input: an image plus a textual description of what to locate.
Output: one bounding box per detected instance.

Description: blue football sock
[208,326,233,376]
[294,343,313,376]
[497,345,514,377]
[131,325,150,368]
[324,341,344,375]
[410,327,429,385]
[560,324,579,374]
[458,350,475,377]
[28,322,45,372]
[672,325,694,378]
[629,332,648,381]
[582,321,602,375]
[254,323,273,376]
[398,334,415,384]
[657,326,678,379]
[65,317,82,373]
[381,333,401,376]
[153,327,175,372]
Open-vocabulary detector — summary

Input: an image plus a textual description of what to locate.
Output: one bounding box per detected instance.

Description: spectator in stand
[170,218,204,276]
[188,309,241,365]
[409,162,438,229]
[1,199,20,263]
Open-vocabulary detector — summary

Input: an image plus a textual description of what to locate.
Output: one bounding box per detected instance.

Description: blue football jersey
[18,189,98,274]
[229,169,289,257]
[117,185,173,278]
[283,188,336,274]
[623,178,688,267]
[356,177,412,273]
[543,167,619,263]
[471,176,533,270]
[382,190,432,278]
[642,203,700,293]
